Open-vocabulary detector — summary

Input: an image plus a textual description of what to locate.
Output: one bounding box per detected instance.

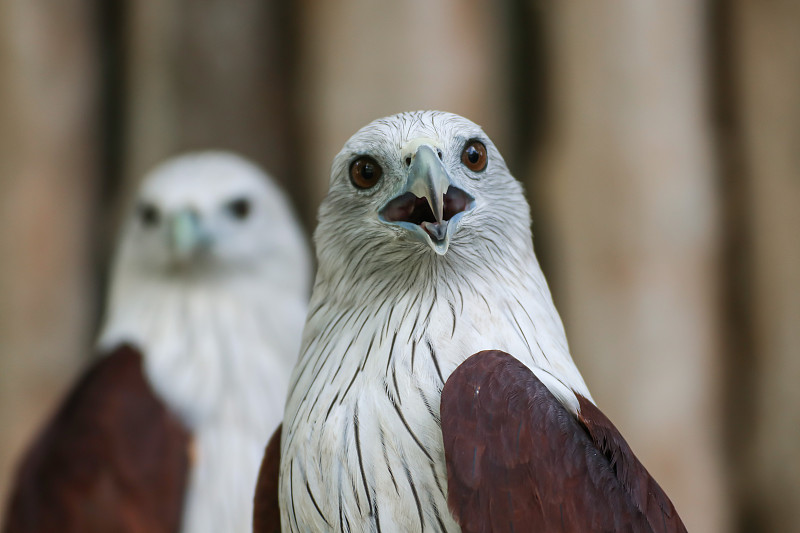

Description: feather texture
[3,345,190,533]
[253,425,282,533]
[275,112,683,532]
[441,350,686,533]
[278,112,591,532]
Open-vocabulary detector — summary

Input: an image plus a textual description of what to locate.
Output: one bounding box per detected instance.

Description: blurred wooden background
[1,1,798,531]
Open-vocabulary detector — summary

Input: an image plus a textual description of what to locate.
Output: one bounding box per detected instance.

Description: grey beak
[169,209,209,261]
[405,145,451,223]
[379,143,475,256]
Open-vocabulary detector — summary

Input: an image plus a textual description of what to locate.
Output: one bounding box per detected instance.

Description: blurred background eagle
[2,153,310,532]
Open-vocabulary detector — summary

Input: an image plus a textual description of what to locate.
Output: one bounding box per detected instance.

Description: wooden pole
[0,0,100,515]
[726,1,800,529]
[123,0,301,220]
[536,2,727,531]
[293,0,510,210]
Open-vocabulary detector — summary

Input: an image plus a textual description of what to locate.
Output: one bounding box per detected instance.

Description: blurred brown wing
[441,350,686,533]
[253,424,282,533]
[3,344,191,533]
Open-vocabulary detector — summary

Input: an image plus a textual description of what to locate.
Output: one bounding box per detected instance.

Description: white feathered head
[315,111,533,287]
[112,151,310,295]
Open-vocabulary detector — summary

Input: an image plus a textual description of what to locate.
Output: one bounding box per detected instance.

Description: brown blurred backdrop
[1,1,798,531]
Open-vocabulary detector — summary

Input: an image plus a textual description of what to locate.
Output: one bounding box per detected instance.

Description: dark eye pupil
[139,204,159,227]
[350,157,383,189]
[362,163,375,180]
[467,147,480,163]
[229,198,251,220]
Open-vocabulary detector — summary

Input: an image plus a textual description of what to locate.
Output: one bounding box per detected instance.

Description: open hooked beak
[379,144,474,255]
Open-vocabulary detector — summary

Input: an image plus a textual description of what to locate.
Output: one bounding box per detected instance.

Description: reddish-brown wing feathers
[441,350,686,533]
[252,424,282,533]
[3,344,190,533]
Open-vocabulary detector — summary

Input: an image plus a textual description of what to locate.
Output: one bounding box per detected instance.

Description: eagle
[253,111,687,532]
[3,152,310,533]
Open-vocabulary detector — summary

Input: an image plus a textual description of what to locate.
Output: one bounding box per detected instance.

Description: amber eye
[461,140,488,172]
[350,157,383,189]
[138,203,160,227]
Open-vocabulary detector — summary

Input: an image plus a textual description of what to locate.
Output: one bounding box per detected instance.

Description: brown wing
[3,344,191,533]
[440,350,686,533]
[252,424,282,533]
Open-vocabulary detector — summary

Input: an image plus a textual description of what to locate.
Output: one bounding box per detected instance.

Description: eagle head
[116,151,309,291]
[316,111,531,278]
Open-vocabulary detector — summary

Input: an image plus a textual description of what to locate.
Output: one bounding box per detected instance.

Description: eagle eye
[350,157,383,189]
[227,197,251,220]
[461,140,488,172]
[138,203,160,228]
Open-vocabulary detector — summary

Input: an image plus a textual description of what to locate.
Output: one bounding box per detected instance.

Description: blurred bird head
[316,111,531,279]
[114,151,310,293]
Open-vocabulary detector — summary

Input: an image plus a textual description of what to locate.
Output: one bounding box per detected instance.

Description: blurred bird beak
[380,143,474,255]
[169,209,209,263]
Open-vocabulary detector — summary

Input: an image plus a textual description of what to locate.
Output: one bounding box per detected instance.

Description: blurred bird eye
[227,197,251,220]
[350,157,383,189]
[138,203,160,227]
[461,140,488,172]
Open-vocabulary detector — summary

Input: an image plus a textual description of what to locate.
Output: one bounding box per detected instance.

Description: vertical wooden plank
[0,0,99,516]
[294,0,510,211]
[123,0,300,218]
[727,1,800,530]
[536,2,727,531]
[708,1,756,530]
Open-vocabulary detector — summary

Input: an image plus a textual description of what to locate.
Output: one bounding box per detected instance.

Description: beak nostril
[437,150,443,160]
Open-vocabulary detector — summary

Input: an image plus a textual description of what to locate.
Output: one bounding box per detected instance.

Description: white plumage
[279,112,590,531]
[100,151,310,532]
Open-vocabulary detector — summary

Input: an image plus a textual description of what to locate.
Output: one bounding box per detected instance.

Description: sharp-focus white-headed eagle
[3,152,310,533]
[253,111,686,533]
